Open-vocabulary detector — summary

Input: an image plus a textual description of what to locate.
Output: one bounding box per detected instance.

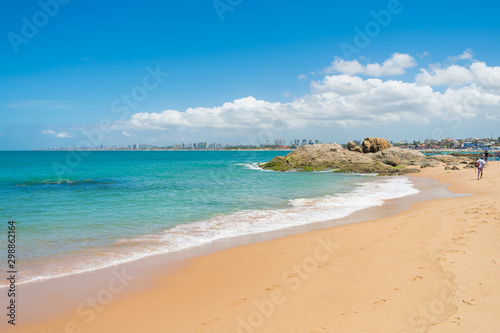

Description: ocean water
[0,151,419,286]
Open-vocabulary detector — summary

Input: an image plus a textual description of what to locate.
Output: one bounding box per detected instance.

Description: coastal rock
[373,148,425,166]
[429,155,458,164]
[281,143,375,167]
[452,166,460,170]
[347,141,357,151]
[362,137,391,153]
[420,159,441,168]
[260,143,422,175]
[445,166,453,170]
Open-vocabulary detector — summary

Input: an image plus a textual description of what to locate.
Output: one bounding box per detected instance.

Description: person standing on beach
[484,150,489,162]
[476,156,485,180]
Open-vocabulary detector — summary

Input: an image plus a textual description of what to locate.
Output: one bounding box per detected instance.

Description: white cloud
[325,58,364,75]
[324,53,417,77]
[41,129,74,138]
[121,131,137,137]
[416,65,475,87]
[448,49,474,63]
[114,77,500,132]
[416,61,500,89]
[417,51,430,58]
[298,74,307,81]
[365,53,418,76]
[110,51,500,136]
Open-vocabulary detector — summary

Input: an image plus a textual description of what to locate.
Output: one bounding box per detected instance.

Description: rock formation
[261,143,422,174]
[260,138,476,175]
[347,141,357,151]
[361,137,391,153]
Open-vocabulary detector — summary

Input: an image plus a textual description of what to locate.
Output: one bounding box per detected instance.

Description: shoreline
[6,163,500,332]
[2,174,424,288]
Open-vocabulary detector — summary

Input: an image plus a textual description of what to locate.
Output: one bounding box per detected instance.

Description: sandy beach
[8,162,500,332]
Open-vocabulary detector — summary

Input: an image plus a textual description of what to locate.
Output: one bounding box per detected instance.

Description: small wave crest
[15,179,116,187]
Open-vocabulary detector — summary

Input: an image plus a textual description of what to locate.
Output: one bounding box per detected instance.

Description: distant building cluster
[40,136,500,151]
[392,137,499,150]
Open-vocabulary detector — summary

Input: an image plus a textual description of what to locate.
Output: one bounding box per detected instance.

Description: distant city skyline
[1,1,500,150]
[38,135,500,152]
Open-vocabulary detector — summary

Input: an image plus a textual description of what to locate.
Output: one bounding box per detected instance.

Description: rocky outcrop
[260,143,422,175]
[372,148,425,166]
[260,139,476,175]
[421,159,442,168]
[362,137,391,153]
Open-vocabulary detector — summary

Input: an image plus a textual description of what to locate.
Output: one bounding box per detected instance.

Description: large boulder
[347,141,357,151]
[421,159,442,168]
[428,154,458,164]
[362,137,391,153]
[372,148,426,166]
[427,154,474,165]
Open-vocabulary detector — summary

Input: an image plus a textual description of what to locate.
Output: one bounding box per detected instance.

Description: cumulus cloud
[416,61,500,89]
[112,51,500,134]
[121,131,137,137]
[448,49,474,63]
[114,78,499,132]
[41,129,74,138]
[298,74,307,81]
[324,53,417,76]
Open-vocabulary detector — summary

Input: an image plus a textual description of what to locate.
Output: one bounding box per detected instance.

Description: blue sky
[1,0,500,149]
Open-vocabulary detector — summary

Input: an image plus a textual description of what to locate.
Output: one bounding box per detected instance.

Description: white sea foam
[153,176,419,251]
[237,162,274,171]
[6,176,419,286]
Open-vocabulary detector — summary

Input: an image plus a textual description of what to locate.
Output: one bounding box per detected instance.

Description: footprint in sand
[231,298,247,306]
[265,285,280,291]
[411,276,423,281]
[201,317,220,326]
[462,299,477,306]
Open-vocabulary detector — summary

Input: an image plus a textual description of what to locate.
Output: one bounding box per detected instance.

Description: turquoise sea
[0,151,418,285]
